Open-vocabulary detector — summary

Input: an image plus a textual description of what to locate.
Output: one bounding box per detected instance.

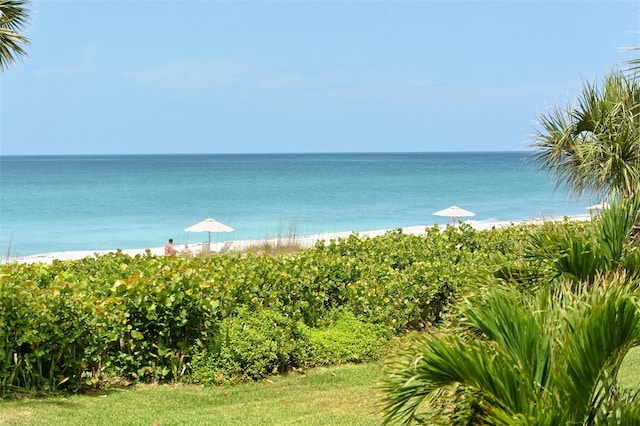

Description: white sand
[6,214,592,265]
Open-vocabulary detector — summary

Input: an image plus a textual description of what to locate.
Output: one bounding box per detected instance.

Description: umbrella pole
[208,232,211,251]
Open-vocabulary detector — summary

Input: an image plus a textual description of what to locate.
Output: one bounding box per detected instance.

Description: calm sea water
[0,152,592,257]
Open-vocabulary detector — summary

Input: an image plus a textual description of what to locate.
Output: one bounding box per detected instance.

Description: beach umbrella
[586,202,610,211]
[184,218,234,250]
[433,205,476,224]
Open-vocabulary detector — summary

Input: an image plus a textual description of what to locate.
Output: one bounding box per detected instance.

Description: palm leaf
[553,279,640,422]
[380,333,536,424]
[380,278,640,425]
[530,71,640,198]
[464,289,552,391]
[0,0,30,71]
[597,194,640,264]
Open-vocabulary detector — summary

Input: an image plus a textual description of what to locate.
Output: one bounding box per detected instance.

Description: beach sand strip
[8,214,592,264]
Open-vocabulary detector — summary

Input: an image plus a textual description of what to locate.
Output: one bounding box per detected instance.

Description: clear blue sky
[1,0,639,155]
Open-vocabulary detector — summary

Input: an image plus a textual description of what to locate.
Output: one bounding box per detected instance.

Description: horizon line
[0,150,530,158]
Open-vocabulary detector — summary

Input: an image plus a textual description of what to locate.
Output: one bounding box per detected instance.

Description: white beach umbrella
[586,202,610,211]
[433,205,476,223]
[184,218,234,250]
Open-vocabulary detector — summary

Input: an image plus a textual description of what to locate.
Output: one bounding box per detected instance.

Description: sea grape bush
[104,260,223,381]
[0,277,114,393]
[0,222,580,393]
[190,307,312,384]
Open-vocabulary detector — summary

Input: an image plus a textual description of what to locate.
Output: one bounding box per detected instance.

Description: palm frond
[597,193,640,264]
[0,0,30,71]
[553,278,640,421]
[381,278,640,425]
[527,225,603,285]
[530,71,640,198]
[622,46,640,77]
[380,332,536,424]
[525,194,640,285]
[464,289,552,390]
[0,0,30,31]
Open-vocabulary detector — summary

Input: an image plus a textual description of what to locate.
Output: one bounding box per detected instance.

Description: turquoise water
[0,152,592,257]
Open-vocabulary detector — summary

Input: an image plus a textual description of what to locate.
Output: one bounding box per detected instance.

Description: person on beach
[165,238,177,255]
[181,244,192,255]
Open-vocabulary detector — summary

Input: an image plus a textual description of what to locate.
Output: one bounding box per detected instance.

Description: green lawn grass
[1,348,639,426]
[620,346,640,390]
[0,363,384,426]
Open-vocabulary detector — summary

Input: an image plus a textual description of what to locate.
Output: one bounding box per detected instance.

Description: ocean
[0,152,593,258]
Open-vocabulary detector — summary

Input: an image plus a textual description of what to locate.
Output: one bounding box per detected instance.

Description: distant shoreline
[7,214,592,265]
[0,150,528,158]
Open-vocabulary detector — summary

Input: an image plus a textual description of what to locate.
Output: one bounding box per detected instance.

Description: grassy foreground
[0,362,384,426]
[1,348,638,426]
[620,346,640,390]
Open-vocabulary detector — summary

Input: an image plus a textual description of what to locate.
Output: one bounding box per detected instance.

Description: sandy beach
[6,214,592,265]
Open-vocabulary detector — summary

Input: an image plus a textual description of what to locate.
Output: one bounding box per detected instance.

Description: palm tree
[530,71,640,199]
[0,0,30,72]
[526,193,640,286]
[380,279,640,425]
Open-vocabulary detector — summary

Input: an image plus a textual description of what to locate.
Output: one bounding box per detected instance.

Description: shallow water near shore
[1,152,593,257]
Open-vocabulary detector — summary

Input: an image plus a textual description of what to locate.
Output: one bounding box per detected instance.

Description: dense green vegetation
[1,221,548,394]
[381,195,640,425]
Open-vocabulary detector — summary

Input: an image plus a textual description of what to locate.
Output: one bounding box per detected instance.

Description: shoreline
[6,214,592,265]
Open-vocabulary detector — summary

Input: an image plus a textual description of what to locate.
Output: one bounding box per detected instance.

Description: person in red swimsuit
[164,238,177,255]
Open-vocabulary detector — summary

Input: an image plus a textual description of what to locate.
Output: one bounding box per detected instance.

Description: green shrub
[0,278,115,394]
[307,311,392,366]
[190,308,311,385]
[104,260,222,382]
[1,221,572,393]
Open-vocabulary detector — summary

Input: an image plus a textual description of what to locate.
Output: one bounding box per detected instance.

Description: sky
[1,0,639,155]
